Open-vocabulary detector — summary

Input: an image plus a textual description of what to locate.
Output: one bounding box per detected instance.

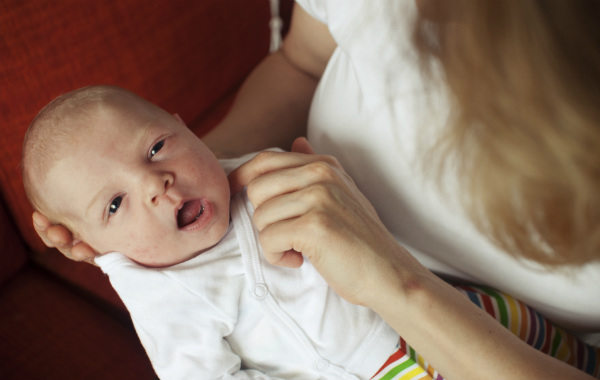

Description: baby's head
[23,85,231,267]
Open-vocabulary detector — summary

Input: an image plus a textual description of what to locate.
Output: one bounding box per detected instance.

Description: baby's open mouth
[177,200,204,228]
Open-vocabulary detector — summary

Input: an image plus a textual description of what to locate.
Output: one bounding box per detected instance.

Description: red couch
[0,1,292,379]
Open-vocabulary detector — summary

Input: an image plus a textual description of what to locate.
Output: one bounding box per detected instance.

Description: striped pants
[372,285,600,380]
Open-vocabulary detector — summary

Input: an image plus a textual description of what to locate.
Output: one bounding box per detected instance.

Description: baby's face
[43,109,230,267]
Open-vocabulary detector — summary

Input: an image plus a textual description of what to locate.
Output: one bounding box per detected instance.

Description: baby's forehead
[52,108,156,172]
[48,114,105,154]
[31,97,161,189]
[63,105,144,141]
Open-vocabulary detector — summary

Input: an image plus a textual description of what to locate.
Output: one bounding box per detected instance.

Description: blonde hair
[413,0,600,266]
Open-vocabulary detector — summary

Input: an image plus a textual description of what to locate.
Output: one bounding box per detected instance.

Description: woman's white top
[296,0,600,335]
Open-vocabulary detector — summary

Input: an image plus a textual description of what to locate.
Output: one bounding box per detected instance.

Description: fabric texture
[95,189,399,380]
[0,267,156,380]
[295,0,600,334]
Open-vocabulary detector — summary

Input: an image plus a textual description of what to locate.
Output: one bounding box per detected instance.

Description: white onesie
[95,190,399,380]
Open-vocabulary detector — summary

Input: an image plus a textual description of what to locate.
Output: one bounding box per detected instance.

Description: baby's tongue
[178,200,203,228]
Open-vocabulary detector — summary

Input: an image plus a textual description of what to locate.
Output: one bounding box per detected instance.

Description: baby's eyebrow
[140,120,155,138]
[86,187,108,221]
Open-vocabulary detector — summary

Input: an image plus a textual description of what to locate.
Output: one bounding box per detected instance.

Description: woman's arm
[377,267,595,380]
[202,4,336,158]
[229,139,594,380]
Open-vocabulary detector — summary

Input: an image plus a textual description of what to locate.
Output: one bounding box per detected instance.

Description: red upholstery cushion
[0,199,27,286]
[0,0,272,254]
[0,266,157,380]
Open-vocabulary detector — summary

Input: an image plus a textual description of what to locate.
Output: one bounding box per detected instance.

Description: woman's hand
[229,137,426,306]
[229,138,595,380]
[32,211,97,265]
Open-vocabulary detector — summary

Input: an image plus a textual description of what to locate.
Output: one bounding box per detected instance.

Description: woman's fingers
[71,242,100,265]
[249,160,350,209]
[228,141,411,305]
[291,136,315,154]
[32,211,55,248]
[32,211,97,264]
[263,248,305,269]
[46,224,74,249]
[252,180,343,231]
[257,199,383,305]
[33,212,70,249]
[229,147,342,196]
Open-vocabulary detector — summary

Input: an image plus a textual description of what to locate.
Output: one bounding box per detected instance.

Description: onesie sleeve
[95,252,283,380]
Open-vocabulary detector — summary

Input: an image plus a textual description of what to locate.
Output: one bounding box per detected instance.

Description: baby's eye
[109,196,122,216]
[149,140,165,159]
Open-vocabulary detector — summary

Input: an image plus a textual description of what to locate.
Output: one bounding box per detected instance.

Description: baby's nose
[145,172,174,205]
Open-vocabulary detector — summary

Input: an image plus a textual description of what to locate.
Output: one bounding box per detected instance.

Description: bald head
[22,85,168,223]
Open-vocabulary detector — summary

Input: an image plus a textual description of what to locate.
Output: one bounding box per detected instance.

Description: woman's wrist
[358,242,435,313]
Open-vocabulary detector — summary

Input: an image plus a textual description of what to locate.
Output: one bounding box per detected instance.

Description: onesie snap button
[314,358,330,372]
[252,283,268,299]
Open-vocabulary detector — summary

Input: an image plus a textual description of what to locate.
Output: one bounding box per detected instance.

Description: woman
[35,1,599,378]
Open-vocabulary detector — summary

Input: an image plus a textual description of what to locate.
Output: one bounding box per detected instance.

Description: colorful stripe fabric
[371,345,434,380]
[372,285,600,380]
[456,285,600,378]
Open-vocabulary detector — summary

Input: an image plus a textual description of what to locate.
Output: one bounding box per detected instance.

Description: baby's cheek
[122,231,150,252]
[121,231,168,266]
[87,229,145,257]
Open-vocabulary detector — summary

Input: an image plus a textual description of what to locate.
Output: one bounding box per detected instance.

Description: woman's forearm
[203,50,318,158]
[372,266,595,380]
[203,3,336,158]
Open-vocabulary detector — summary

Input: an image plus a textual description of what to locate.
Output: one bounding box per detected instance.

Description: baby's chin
[128,247,212,268]
[91,243,202,268]
[114,250,193,269]
[123,224,231,268]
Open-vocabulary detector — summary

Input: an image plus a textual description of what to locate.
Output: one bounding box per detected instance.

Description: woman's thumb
[291,137,315,154]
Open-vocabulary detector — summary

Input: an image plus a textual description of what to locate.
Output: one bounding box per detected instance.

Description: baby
[22,85,403,380]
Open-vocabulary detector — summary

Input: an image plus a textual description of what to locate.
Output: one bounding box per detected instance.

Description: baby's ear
[173,113,186,126]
